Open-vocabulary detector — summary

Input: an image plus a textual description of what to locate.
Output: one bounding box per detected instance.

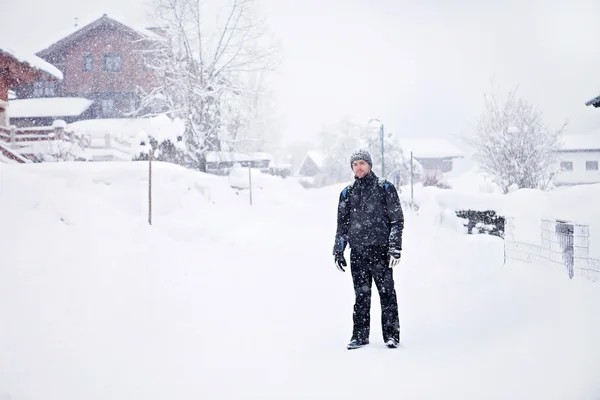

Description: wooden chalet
[14,14,165,120]
[0,47,62,126]
[0,47,63,162]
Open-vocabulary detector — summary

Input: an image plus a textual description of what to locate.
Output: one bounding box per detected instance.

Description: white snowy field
[1,162,599,400]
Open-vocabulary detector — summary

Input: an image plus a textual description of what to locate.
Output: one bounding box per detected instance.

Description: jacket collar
[354,171,377,185]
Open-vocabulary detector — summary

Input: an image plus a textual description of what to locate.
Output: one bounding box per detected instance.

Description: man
[333,148,404,350]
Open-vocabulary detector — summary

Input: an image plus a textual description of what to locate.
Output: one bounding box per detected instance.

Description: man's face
[352,160,370,179]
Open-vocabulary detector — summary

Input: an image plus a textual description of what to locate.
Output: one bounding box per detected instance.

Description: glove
[388,248,401,268]
[334,253,347,272]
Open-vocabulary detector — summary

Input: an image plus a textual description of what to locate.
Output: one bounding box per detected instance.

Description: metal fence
[504,217,600,282]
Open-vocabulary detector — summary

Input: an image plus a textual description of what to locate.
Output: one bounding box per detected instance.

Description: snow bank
[497,185,600,256]
[446,165,502,193]
[414,187,466,232]
[0,161,599,399]
[403,168,600,253]
[11,161,240,219]
[228,164,306,209]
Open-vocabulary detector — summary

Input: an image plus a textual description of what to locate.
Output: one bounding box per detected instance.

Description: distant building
[297,151,324,177]
[554,134,600,186]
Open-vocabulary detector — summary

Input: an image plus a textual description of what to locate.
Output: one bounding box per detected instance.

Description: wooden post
[54,125,64,140]
[9,125,16,145]
[248,164,253,206]
[410,151,414,209]
[148,146,152,225]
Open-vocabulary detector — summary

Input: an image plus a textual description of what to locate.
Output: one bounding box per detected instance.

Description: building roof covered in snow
[399,138,464,159]
[0,47,63,80]
[36,14,165,59]
[296,150,325,177]
[558,134,600,152]
[8,97,93,118]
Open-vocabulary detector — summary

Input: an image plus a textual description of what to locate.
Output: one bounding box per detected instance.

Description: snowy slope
[0,162,599,400]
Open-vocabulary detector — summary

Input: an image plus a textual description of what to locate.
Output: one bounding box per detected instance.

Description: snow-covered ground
[1,162,599,399]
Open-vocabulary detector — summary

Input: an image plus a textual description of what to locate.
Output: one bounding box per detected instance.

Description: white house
[554,134,600,186]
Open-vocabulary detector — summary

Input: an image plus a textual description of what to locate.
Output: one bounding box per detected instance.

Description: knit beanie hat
[349,148,373,169]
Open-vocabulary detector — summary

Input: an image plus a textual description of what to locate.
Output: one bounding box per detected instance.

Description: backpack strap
[378,178,390,217]
[341,181,356,199]
[378,177,391,191]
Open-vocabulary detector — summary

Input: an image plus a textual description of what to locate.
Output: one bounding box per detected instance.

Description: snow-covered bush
[133,115,186,164]
[465,87,565,193]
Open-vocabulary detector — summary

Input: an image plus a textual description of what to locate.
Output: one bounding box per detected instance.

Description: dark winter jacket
[333,171,404,255]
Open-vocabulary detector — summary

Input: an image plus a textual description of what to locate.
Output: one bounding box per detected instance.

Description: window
[560,161,573,171]
[101,99,115,116]
[586,161,598,171]
[441,160,453,173]
[33,80,56,97]
[83,54,93,71]
[103,53,122,71]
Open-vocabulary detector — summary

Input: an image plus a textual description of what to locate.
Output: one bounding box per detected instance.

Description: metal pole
[248,164,253,206]
[410,151,414,209]
[148,145,152,225]
[380,124,385,178]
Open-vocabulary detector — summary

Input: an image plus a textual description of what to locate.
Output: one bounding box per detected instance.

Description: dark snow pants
[350,245,400,342]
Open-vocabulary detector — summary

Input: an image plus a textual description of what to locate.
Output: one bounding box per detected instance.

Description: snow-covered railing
[0,126,11,142]
[504,217,599,282]
[81,133,133,161]
[0,125,63,143]
[0,123,90,162]
[0,142,31,163]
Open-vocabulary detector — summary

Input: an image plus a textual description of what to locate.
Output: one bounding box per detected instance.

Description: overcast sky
[3,0,600,148]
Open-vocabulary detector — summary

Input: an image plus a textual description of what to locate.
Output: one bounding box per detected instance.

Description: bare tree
[139,0,279,171]
[219,70,283,154]
[466,88,566,193]
[318,118,363,184]
[316,118,418,186]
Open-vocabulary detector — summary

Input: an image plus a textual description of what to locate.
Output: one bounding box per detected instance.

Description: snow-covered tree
[132,115,186,163]
[316,118,418,185]
[219,71,283,154]
[138,0,279,171]
[360,124,419,184]
[317,118,363,184]
[466,88,565,193]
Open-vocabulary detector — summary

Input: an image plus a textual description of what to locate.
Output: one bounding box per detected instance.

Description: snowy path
[147,194,599,399]
[1,165,599,399]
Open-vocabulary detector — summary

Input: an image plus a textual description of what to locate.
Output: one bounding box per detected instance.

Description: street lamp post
[369,118,385,178]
